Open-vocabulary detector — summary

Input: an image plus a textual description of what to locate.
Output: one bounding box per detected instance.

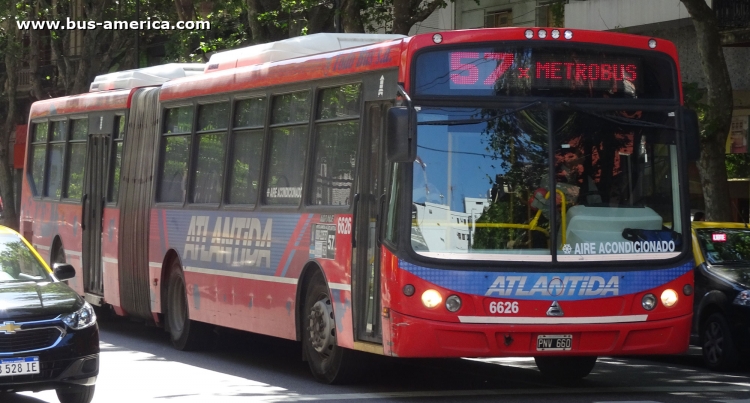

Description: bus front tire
[534,356,597,381]
[302,272,358,384]
[166,264,212,351]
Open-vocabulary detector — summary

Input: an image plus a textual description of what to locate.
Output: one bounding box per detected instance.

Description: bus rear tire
[534,356,597,381]
[302,272,358,384]
[166,263,213,351]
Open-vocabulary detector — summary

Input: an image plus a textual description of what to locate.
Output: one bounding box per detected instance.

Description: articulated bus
[21,28,699,382]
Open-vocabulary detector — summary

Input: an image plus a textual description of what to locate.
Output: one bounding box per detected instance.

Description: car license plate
[536,334,572,351]
[0,357,40,377]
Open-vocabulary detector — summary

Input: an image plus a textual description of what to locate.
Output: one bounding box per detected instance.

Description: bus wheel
[303,272,357,384]
[165,264,212,351]
[534,356,597,381]
[702,313,739,371]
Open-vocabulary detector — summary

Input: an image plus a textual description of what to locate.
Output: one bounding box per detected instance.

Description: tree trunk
[392,0,412,35]
[1,15,21,230]
[174,0,196,22]
[342,0,364,33]
[392,0,446,35]
[680,0,734,222]
[306,5,334,34]
[245,0,266,43]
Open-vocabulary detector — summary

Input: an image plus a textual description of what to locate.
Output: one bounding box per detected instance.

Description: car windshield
[696,228,750,265]
[0,234,50,282]
[410,105,682,261]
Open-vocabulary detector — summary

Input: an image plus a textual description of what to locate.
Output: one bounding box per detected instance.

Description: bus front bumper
[387,310,692,358]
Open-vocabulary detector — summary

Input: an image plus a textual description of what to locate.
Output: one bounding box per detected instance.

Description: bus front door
[82,124,110,300]
[353,102,391,344]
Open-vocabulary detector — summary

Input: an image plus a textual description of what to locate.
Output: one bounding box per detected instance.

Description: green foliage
[165,1,249,62]
[549,0,565,27]
[472,195,533,250]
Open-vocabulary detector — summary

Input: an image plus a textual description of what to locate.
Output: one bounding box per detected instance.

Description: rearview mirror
[53,263,76,281]
[387,106,416,163]
[680,106,700,161]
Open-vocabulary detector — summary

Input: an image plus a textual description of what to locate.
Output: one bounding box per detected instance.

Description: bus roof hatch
[205,33,405,73]
[89,63,206,92]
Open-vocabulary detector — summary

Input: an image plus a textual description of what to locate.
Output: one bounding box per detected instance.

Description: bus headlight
[642,294,656,311]
[445,295,462,312]
[733,290,750,307]
[421,290,442,308]
[660,289,678,307]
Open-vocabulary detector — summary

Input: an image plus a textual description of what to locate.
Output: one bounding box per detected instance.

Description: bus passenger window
[266,91,310,205]
[159,106,193,203]
[108,115,126,203]
[312,84,361,206]
[229,97,266,205]
[65,118,88,200]
[29,122,49,196]
[46,120,68,199]
[192,102,228,204]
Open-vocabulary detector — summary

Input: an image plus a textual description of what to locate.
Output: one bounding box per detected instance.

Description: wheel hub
[308,297,335,354]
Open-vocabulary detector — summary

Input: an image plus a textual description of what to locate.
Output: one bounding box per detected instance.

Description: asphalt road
[6,315,750,403]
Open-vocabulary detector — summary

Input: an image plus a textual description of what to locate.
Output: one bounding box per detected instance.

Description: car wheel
[534,356,597,381]
[702,312,739,371]
[302,271,359,384]
[56,385,95,403]
[165,262,213,351]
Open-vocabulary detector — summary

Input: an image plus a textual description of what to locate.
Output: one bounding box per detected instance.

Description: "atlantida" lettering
[484,275,619,297]
[183,216,273,268]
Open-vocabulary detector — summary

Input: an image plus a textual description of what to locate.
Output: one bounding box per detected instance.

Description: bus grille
[0,328,62,353]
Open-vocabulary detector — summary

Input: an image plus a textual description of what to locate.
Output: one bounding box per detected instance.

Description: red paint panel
[29,90,131,119]
[183,270,298,340]
[388,309,690,358]
[160,42,403,102]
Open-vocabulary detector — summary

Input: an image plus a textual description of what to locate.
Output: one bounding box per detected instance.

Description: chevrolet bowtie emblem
[0,321,22,334]
[546,301,564,317]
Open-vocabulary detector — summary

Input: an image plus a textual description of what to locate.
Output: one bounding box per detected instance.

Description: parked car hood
[706,264,750,289]
[0,281,82,319]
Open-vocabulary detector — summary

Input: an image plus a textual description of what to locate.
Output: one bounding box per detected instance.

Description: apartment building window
[485,10,513,28]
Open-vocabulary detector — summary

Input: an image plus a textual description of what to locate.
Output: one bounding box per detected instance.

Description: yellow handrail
[419,188,568,248]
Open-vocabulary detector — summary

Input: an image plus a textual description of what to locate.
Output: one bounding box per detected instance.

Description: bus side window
[64,118,88,200]
[192,102,229,204]
[265,91,310,206]
[159,106,193,203]
[46,120,68,199]
[228,97,266,205]
[107,115,126,203]
[29,122,49,197]
[312,84,361,206]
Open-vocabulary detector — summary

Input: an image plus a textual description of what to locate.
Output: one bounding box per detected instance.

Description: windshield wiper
[417,100,542,126]
[561,102,677,130]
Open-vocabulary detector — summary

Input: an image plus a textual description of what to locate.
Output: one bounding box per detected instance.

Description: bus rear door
[82,113,113,300]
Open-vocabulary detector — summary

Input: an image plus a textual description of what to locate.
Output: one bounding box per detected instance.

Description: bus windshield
[410,105,682,261]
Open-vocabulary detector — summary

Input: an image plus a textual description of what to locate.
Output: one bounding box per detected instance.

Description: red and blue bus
[21,28,699,382]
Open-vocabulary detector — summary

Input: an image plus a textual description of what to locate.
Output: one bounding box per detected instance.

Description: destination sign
[447,51,640,92]
[412,46,670,98]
